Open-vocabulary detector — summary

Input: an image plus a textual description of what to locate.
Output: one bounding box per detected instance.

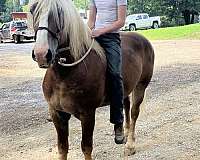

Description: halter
[58,38,94,67]
[35,26,70,52]
[35,27,94,67]
[35,27,59,41]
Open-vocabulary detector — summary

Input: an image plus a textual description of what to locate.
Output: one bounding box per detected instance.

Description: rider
[88,0,127,144]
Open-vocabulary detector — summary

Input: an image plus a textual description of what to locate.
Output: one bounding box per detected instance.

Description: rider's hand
[92,29,105,37]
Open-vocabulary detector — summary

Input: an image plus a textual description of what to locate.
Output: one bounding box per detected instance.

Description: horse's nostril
[46,49,53,64]
[32,50,37,61]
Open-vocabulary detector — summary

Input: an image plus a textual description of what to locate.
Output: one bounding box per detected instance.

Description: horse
[30,0,154,159]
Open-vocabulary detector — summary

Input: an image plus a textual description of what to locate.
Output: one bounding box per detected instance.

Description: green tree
[163,0,200,25]
[0,0,6,23]
[73,0,89,9]
[1,0,22,22]
[128,0,200,26]
[128,0,166,16]
[0,0,6,12]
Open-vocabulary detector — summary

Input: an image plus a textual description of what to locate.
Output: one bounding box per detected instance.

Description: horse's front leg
[50,108,71,160]
[80,109,96,160]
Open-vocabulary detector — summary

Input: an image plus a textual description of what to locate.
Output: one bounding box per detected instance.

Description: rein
[58,38,95,67]
[35,26,95,67]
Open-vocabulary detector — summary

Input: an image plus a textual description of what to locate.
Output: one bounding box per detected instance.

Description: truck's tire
[129,24,136,31]
[153,22,159,29]
[14,35,21,44]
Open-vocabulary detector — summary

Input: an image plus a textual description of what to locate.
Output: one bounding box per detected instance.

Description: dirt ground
[0,40,200,160]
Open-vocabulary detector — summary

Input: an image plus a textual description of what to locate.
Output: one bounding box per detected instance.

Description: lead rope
[58,38,95,67]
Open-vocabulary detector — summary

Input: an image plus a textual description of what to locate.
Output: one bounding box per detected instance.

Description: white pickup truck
[122,13,161,31]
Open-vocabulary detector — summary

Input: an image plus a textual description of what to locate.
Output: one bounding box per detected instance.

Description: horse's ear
[30,2,38,14]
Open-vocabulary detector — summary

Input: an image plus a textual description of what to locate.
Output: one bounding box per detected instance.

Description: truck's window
[137,15,142,20]
[143,15,148,19]
[16,22,22,27]
[13,22,27,28]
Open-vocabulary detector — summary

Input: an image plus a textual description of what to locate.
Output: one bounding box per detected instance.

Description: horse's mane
[29,0,104,60]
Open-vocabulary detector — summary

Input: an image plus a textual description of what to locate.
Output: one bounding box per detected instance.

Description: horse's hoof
[46,116,53,122]
[59,154,68,160]
[124,147,136,156]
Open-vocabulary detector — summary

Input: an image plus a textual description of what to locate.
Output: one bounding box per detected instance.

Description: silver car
[0,21,34,43]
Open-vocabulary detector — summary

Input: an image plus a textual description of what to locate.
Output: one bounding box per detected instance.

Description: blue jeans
[96,33,124,124]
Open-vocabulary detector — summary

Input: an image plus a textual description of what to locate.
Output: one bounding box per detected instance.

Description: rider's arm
[101,5,127,33]
[87,5,97,30]
[91,5,127,37]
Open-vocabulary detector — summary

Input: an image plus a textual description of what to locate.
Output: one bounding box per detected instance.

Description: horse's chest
[48,84,85,114]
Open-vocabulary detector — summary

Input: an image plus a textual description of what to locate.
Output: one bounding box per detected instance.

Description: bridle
[34,26,94,67]
[35,27,59,41]
[35,26,70,52]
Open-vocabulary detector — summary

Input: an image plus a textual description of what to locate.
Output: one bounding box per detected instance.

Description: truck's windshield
[12,22,27,28]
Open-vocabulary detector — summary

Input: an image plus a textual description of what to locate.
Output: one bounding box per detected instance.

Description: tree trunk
[183,10,191,25]
[191,13,195,24]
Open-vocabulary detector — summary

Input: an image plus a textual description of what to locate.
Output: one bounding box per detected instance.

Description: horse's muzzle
[32,49,53,68]
[46,49,53,64]
[32,50,37,62]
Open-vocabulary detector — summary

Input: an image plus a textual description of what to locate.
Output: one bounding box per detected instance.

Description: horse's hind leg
[125,83,146,155]
[50,109,71,160]
[124,96,131,139]
[80,109,96,160]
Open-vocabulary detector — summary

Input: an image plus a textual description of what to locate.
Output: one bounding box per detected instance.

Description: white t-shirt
[90,0,127,33]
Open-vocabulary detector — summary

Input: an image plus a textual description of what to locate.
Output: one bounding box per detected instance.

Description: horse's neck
[52,49,106,80]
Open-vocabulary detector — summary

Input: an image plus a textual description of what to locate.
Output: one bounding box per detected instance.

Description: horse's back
[120,32,154,96]
[120,32,154,62]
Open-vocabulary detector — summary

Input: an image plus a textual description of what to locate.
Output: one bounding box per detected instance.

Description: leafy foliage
[128,0,200,26]
[0,0,23,22]
[73,0,89,9]
[0,0,200,26]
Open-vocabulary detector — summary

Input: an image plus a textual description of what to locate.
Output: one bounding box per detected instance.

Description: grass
[137,23,200,40]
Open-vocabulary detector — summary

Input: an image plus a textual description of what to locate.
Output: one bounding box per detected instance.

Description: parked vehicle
[122,13,161,31]
[0,20,34,43]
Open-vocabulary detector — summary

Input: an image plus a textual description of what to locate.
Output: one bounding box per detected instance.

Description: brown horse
[30,0,154,159]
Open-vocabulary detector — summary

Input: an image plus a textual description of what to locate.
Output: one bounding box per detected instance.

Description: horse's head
[30,1,65,68]
[30,0,103,68]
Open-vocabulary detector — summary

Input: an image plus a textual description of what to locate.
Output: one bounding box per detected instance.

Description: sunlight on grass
[137,23,200,40]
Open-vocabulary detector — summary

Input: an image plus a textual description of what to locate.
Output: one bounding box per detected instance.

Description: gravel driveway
[0,40,200,160]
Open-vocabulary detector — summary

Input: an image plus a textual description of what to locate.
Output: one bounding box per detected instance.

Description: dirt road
[0,40,200,160]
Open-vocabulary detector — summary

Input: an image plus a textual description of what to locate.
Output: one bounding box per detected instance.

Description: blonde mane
[29,0,104,60]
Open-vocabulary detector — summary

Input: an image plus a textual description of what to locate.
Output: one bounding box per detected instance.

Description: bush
[160,16,185,27]
[1,14,12,23]
[160,16,175,27]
